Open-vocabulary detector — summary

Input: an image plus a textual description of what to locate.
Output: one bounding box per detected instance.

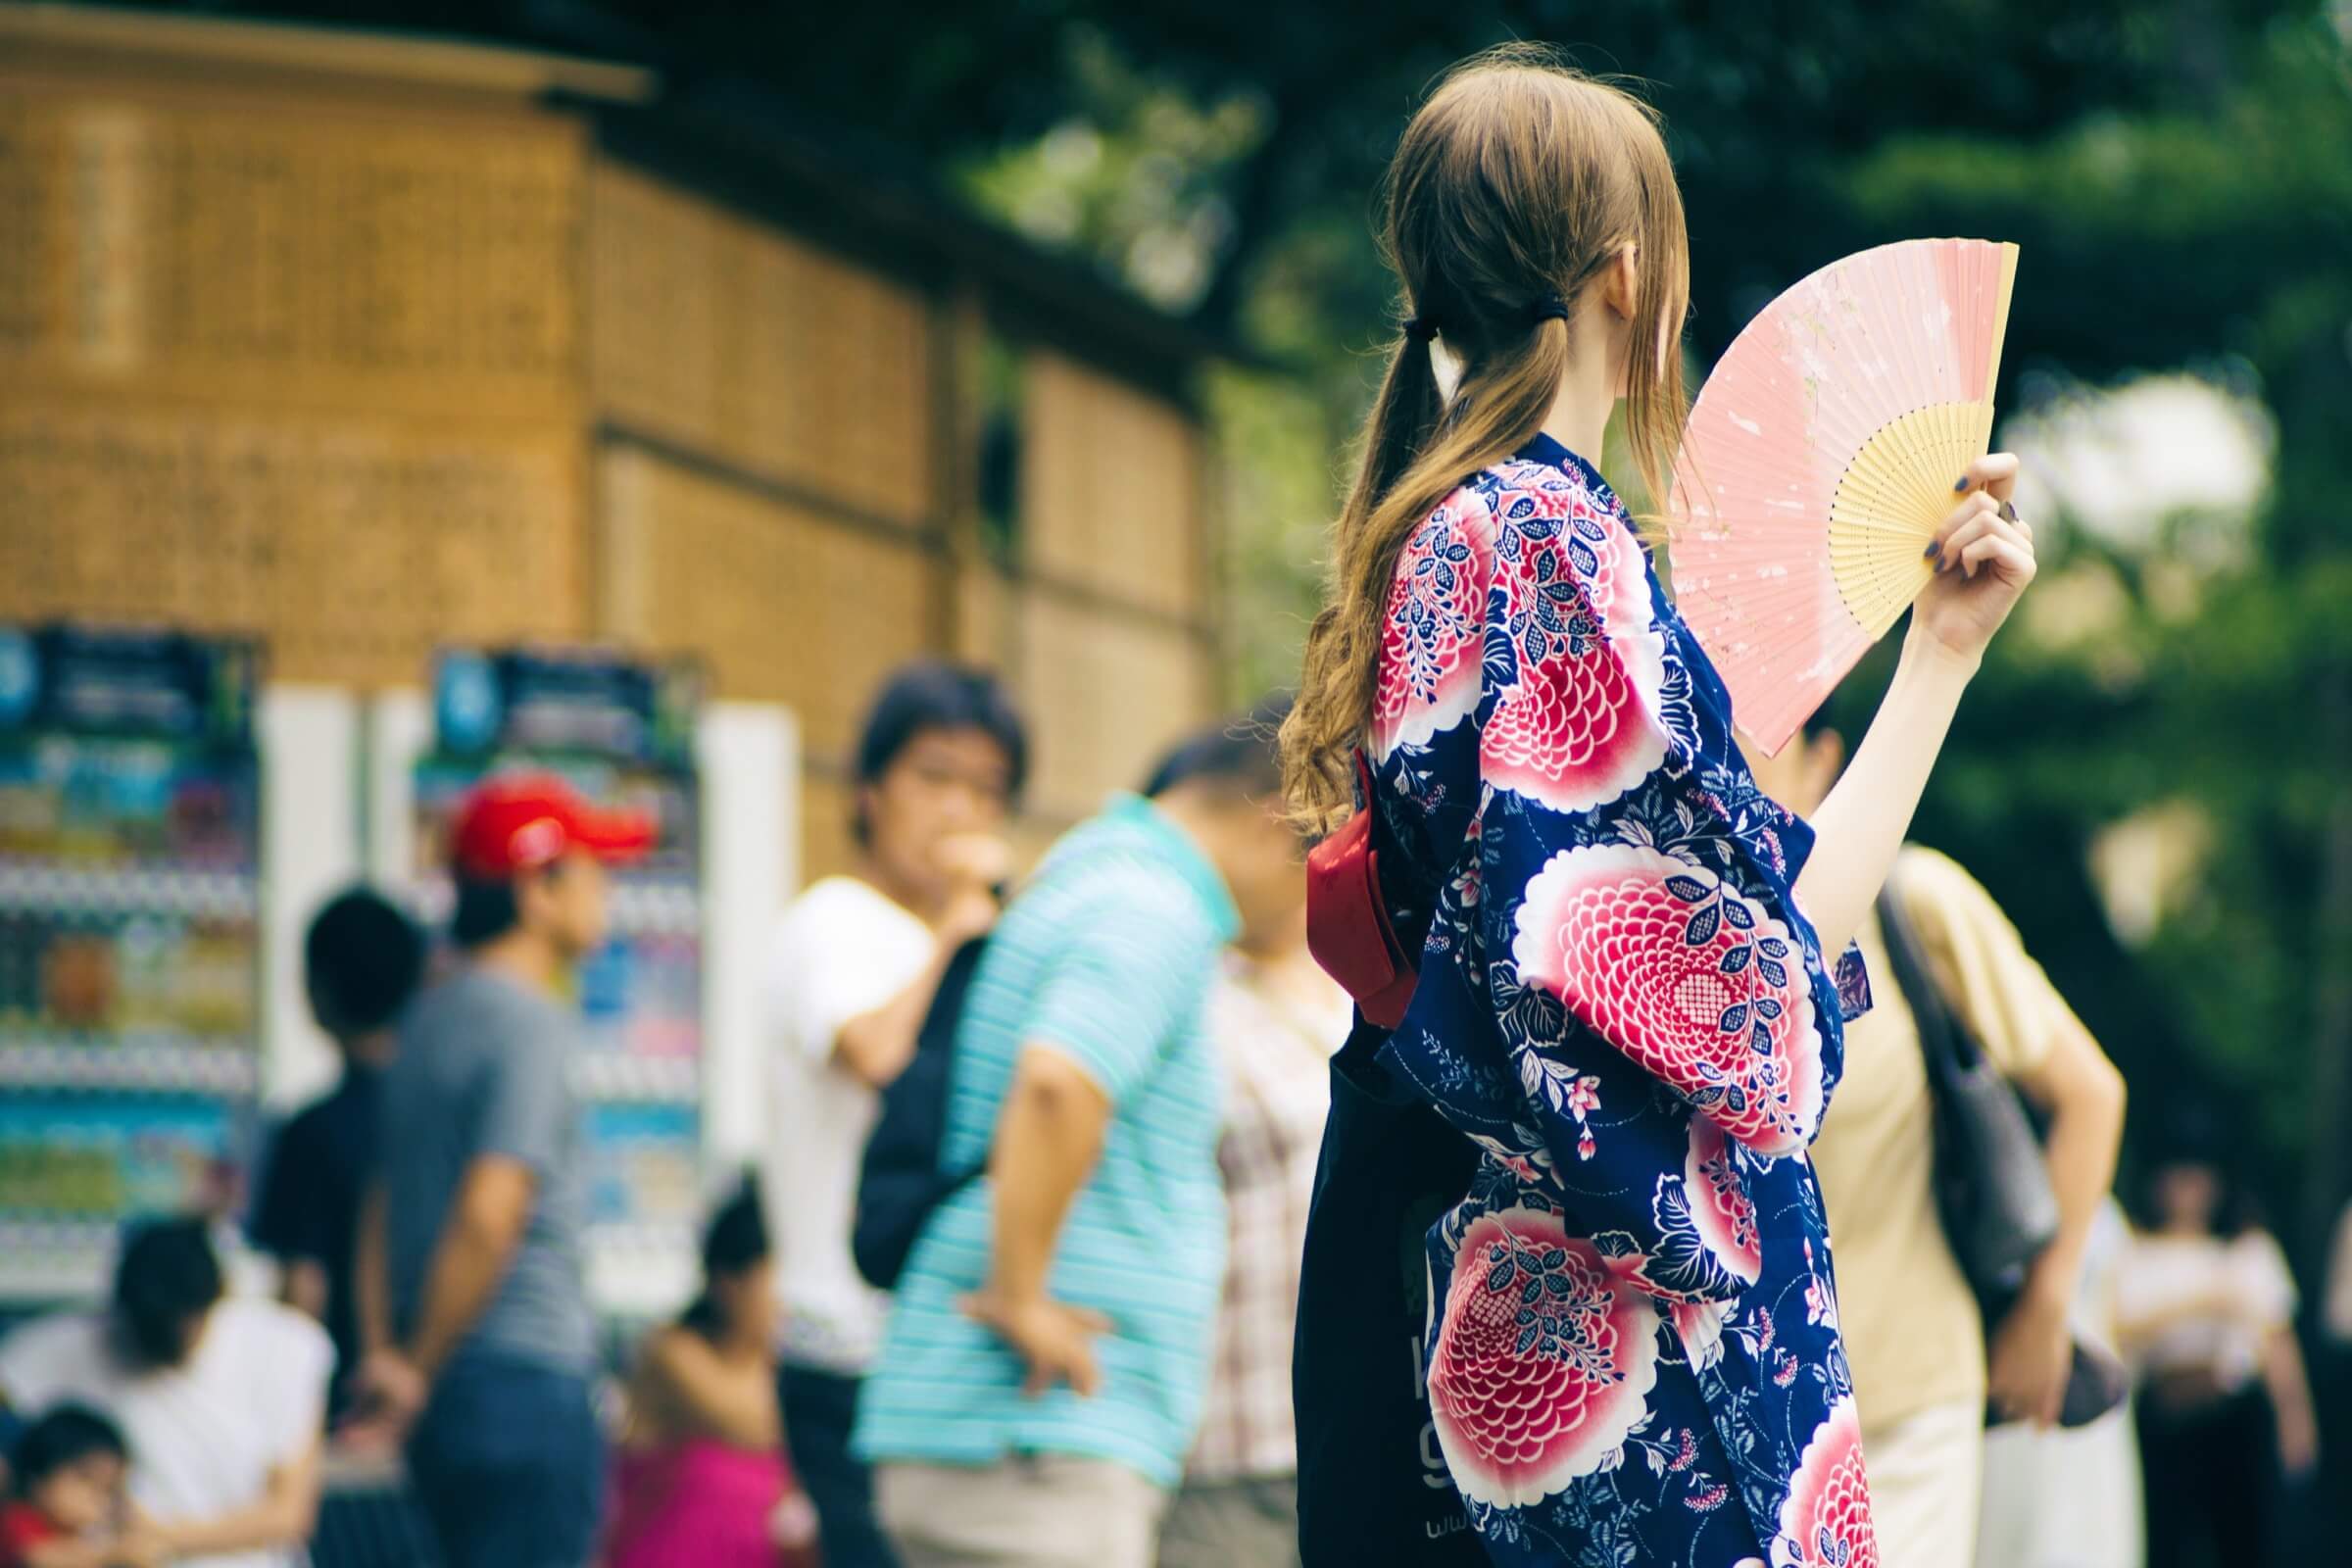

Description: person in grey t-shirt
[350,772,654,1568]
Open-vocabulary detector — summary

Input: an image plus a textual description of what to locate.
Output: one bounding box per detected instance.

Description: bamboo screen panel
[0,79,584,419]
[598,445,938,762]
[591,164,933,529]
[1020,352,1204,624]
[0,407,585,686]
[1016,587,1214,824]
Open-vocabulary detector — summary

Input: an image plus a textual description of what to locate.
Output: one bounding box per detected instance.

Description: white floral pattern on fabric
[1685,1119,1762,1285]
[1429,1206,1662,1509]
[1480,482,1669,813]
[1774,1395,1879,1568]
[1511,843,1826,1154]
[1671,1298,1730,1373]
[1373,497,1496,759]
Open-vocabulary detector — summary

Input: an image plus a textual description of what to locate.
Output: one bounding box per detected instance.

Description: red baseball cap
[450,772,657,880]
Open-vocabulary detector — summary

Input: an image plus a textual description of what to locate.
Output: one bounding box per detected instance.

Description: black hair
[9,1403,127,1496]
[2128,1104,2272,1238]
[449,875,521,949]
[112,1217,223,1371]
[852,662,1029,847]
[305,886,426,1039]
[1143,697,1292,803]
[679,1177,769,1343]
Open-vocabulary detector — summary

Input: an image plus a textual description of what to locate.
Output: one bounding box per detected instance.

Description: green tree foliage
[115,0,2352,1244]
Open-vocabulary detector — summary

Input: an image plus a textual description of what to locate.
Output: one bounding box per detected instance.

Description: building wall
[0,27,1220,884]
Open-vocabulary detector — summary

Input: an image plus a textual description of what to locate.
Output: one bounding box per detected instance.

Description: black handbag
[1875,880,2060,1295]
[1873,875,2127,1428]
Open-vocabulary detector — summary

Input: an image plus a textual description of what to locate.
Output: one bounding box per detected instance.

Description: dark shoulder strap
[1874,869,1980,1075]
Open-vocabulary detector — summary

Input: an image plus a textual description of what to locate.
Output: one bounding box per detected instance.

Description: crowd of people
[0,48,2342,1568]
[0,651,2338,1568]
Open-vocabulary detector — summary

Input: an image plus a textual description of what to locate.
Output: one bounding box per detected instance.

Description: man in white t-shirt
[0,1218,332,1568]
[766,662,1027,1568]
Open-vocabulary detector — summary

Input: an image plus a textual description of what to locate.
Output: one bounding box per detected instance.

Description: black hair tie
[1404,317,1440,344]
[1531,294,1570,324]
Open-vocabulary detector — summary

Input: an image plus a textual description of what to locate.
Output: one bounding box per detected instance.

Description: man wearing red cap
[351,773,654,1568]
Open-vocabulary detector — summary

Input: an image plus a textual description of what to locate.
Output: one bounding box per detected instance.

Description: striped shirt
[853,794,1239,1488]
[1187,953,1351,1481]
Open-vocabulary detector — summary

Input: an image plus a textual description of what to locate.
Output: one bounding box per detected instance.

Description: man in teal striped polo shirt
[857,710,1306,1568]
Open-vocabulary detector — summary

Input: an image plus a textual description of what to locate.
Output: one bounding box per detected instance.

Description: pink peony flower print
[1373,501,1494,759]
[1428,1207,1662,1509]
[1511,844,1826,1154]
[1480,494,1669,812]
[1774,1396,1878,1568]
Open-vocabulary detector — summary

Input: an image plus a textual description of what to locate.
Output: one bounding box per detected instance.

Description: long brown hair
[1281,49,1690,831]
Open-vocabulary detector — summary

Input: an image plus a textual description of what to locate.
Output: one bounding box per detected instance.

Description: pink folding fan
[1667,237,2019,756]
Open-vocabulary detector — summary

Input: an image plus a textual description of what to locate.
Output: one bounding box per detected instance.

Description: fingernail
[1954,476,1969,492]
[1923,542,1939,560]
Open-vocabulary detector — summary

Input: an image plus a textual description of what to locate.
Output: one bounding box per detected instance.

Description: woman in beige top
[1748,725,2128,1568]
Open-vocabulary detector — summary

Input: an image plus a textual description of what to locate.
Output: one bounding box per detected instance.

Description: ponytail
[1282,320,1568,831]
[1279,49,1690,834]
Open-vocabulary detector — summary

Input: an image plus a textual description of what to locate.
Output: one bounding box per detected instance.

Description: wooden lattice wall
[0,38,1218,885]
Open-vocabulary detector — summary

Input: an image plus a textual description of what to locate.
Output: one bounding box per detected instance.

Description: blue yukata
[1365,433,1879,1567]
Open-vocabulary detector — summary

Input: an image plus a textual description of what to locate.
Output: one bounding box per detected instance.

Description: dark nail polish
[1954,476,1969,492]
[1923,542,1939,560]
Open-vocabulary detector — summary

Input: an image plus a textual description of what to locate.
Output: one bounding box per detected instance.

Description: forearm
[2021,1054,2127,1312]
[281,1257,330,1320]
[407,1217,519,1379]
[354,1186,391,1354]
[834,940,966,1088]
[157,1450,320,1555]
[2265,1326,2319,1428]
[986,1051,1109,1304]
[24,1538,130,1568]
[1794,631,1978,953]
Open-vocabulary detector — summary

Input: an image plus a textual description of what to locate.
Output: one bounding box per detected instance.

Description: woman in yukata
[1280,49,2037,1568]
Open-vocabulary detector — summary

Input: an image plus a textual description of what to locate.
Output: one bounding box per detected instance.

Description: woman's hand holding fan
[1669,237,2036,754]
[1909,451,2036,664]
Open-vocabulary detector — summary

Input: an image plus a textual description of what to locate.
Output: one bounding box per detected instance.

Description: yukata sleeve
[1475,494,1835,1166]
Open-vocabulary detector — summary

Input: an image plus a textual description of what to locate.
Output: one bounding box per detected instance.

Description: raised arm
[1793,453,2035,952]
[780,865,1001,1092]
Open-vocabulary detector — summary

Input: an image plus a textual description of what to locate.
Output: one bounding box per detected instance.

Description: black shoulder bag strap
[1874,872,2060,1298]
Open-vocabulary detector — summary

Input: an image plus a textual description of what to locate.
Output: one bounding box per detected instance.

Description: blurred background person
[0,1403,159,1568]
[1750,725,2127,1568]
[608,1179,813,1568]
[855,708,1298,1568]
[0,1218,330,1568]
[763,662,1027,1568]
[247,888,426,1421]
[1975,1196,2144,1568]
[2116,1144,2319,1568]
[1154,710,1348,1568]
[352,774,653,1568]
